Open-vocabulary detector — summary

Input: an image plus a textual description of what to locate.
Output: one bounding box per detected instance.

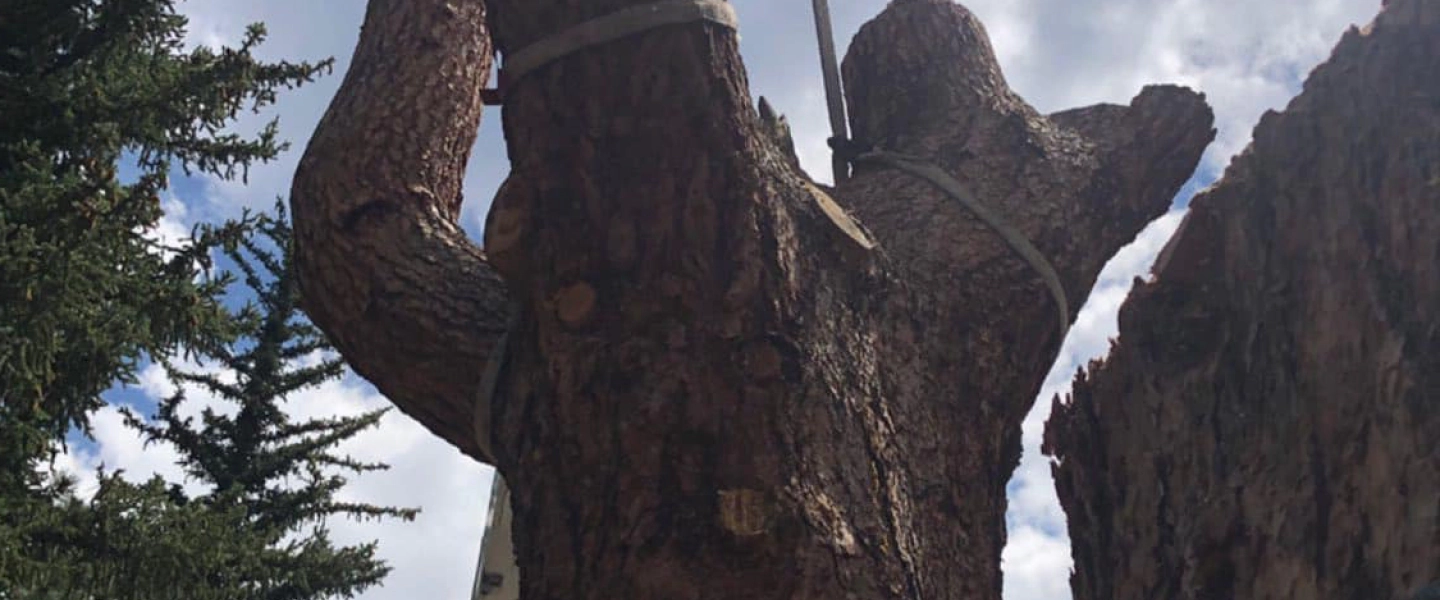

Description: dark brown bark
[1045,1,1440,599]
[477,1,1210,598]
[291,0,508,462]
[292,0,1211,598]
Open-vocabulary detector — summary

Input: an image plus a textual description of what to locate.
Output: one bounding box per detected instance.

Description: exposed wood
[1046,1,1440,598]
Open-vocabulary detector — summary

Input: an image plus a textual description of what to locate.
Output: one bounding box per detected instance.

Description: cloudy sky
[61,1,1383,598]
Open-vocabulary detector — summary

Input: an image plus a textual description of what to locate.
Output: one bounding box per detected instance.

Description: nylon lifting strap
[808,3,1071,338]
[854,148,1070,336]
[481,0,739,105]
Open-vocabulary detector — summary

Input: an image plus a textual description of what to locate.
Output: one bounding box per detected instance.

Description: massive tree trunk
[292,0,1210,598]
[1045,1,1439,599]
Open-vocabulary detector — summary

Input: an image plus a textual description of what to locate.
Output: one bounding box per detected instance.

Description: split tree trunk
[292,0,1211,598]
[1045,2,1439,599]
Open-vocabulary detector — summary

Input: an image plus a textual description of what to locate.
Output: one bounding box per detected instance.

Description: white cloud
[141,194,192,252]
[134,359,241,422]
[1003,524,1075,600]
[98,1,1385,598]
[991,0,1378,174]
[48,441,102,501]
[54,404,197,499]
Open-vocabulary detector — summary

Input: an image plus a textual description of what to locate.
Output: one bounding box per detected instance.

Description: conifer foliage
[123,208,418,600]
[0,0,328,452]
[2,1,415,598]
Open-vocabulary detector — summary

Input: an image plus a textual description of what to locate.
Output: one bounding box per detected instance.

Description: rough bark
[291,0,508,462]
[1045,2,1440,599]
[477,1,1211,598]
[292,0,1212,598]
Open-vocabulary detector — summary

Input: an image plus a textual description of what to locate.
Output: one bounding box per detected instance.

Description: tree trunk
[1045,2,1439,599]
[293,0,1211,598]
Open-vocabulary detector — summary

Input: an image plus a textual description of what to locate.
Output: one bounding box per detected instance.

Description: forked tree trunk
[292,0,1211,598]
[1045,2,1439,599]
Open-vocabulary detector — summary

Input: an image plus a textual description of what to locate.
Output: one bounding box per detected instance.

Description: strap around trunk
[483,0,739,104]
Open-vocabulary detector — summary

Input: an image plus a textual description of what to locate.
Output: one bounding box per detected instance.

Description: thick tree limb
[1046,1,1439,598]
[826,5,1214,594]
[290,0,507,462]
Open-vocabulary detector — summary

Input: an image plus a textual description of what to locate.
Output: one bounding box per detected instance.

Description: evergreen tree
[7,473,268,600]
[123,207,418,600]
[4,207,417,600]
[0,1,411,597]
[0,0,327,465]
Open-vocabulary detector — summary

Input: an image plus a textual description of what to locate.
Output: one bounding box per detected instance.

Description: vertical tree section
[1046,2,1440,599]
[482,1,1212,599]
[837,2,1213,596]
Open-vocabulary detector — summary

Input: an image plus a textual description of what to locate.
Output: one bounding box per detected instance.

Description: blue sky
[57,1,1385,599]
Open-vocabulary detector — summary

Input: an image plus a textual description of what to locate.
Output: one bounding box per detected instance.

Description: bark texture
[479,1,1210,599]
[292,0,1213,598]
[1045,2,1440,599]
[291,0,507,461]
